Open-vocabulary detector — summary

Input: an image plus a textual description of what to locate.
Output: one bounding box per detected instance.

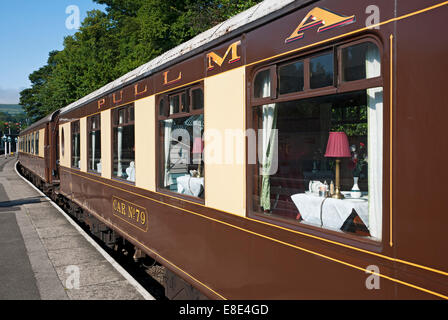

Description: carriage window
[71,121,80,169]
[254,69,272,99]
[181,92,190,113]
[112,105,135,182]
[61,127,65,157]
[279,60,304,95]
[252,39,382,241]
[159,97,168,117]
[158,85,204,199]
[342,42,380,82]
[310,52,334,89]
[88,114,101,174]
[31,132,34,154]
[170,95,180,115]
[35,132,39,155]
[191,88,204,110]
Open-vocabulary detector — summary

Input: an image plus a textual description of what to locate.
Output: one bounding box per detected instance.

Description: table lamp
[325,132,351,199]
[192,137,204,177]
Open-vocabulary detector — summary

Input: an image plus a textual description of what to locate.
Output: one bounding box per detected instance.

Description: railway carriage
[18,110,59,190]
[18,0,448,299]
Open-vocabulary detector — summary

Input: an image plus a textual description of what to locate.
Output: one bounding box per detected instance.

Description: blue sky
[0,0,105,104]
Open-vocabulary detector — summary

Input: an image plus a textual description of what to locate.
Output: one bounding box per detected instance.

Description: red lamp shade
[325,132,351,158]
[192,137,204,154]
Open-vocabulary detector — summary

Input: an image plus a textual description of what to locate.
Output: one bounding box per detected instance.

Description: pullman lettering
[163,70,182,86]
[207,40,241,70]
[112,196,148,232]
[285,7,355,43]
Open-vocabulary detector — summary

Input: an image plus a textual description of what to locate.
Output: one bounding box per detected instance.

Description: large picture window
[158,84,204,199]
[88,114,101,174]
[112,104,135,182]
[251,39,383,240]
[71,121,80,168]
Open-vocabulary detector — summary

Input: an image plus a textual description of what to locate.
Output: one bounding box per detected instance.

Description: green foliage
[20,0,262,122]
[330,105,368,137]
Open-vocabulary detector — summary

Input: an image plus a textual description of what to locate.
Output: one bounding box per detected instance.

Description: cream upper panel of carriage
[19,129,44,158]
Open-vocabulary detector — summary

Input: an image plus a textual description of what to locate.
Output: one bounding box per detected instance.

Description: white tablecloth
[177,175,204,197]
[291,193,369,230]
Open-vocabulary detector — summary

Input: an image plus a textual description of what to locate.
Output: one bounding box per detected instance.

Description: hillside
[0,104,24,116]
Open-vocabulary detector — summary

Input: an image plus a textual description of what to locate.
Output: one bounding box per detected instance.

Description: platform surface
[0,156,146,300]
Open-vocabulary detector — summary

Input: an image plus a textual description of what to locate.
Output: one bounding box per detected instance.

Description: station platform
[0,156,152,300]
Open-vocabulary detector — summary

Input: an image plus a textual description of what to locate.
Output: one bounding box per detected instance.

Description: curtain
[91,131,96,171]
[366,43,382,240]
[259,73,278,211]
[74,134,78,167]
[117,129,123,177]
[164,119,173,187]
[117,112,124,177]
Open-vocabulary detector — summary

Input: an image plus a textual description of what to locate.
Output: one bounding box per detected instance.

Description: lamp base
[331,190,345,199]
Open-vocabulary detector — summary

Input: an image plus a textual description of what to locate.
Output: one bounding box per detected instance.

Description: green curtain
[260,103,277,211]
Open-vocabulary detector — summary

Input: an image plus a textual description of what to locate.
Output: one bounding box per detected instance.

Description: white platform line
[14,161,155,301]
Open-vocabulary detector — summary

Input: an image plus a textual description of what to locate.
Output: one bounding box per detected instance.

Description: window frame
[61,127,65,158]
[252,65,277,106]
[87,114,102,174]
[277,58,306,96]
[35,131,39,156]
[246,36,384,248]
[337,38,383,92]
[308,48,337,91]
[71,120,81,169]
[111,104,135,183]
[31,132,34,154]
[155,82,205,204]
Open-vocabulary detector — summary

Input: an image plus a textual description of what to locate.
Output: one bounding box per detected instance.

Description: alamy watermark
[365,265,380,290]
[165,126,278,175]
[366,5,380,29]
[66,5,80,30]
[65,265,80,290]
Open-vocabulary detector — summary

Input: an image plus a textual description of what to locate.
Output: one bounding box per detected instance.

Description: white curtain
[259,73,278,211]
[164,119,173,187]
[366,43,382,240]
[92,124,96,171]
[74,134,78,166]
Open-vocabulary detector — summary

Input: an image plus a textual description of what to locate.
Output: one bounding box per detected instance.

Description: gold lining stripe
[61,167,448,299]
[389,34,394,248]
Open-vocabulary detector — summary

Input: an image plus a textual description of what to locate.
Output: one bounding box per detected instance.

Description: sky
[0,0,105,104]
